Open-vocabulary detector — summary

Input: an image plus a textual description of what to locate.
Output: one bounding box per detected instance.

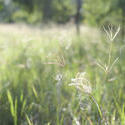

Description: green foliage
[7,91,18,125]
[13,0,34,12]
[0,1,3,10]
[52,0,75,23]
[11,0,75,23]
[0,24,124,124]
[0,0,124,27]
[83,0,125,27]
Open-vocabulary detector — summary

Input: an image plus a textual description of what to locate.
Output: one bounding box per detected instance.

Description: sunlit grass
[0,24,124,125]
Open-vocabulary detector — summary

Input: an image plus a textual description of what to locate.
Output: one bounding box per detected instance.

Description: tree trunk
[75,0,82,35]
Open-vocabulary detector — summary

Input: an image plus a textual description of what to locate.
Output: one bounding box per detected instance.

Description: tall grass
[0,24,124,125]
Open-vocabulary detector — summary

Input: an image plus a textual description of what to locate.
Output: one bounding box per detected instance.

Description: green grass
[0,24,124,125]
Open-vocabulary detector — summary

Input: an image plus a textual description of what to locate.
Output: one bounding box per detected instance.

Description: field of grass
[0,24,125,125]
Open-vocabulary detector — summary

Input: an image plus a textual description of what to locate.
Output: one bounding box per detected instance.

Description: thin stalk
[89,94,103,119]
[108,42,113,70]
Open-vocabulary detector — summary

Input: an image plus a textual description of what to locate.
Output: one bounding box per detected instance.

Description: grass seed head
[69,72,92,94]
[103,24,120,42]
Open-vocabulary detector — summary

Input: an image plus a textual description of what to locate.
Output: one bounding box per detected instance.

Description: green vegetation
[0,24,124,125]
[0,0,124,124]
[0,0,124,25]
[0,0,124,40]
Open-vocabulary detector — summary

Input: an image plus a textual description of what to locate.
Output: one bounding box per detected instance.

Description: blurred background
[0,0,124,39]
[0,0,124,25]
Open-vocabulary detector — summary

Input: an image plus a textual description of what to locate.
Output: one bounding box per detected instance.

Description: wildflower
[55,73,63,81]
[74,117,81,125]
[69,72,92,94]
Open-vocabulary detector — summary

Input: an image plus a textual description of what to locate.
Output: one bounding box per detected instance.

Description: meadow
[0,24,124,125]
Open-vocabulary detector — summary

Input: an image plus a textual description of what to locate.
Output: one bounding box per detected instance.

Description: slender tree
[75,0,82,34]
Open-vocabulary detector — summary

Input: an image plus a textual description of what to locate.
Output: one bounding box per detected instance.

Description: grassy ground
[0,24,124,125]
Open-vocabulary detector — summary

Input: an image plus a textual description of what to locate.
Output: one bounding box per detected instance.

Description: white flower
[69,72,92,94]
[55,74,63,81]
